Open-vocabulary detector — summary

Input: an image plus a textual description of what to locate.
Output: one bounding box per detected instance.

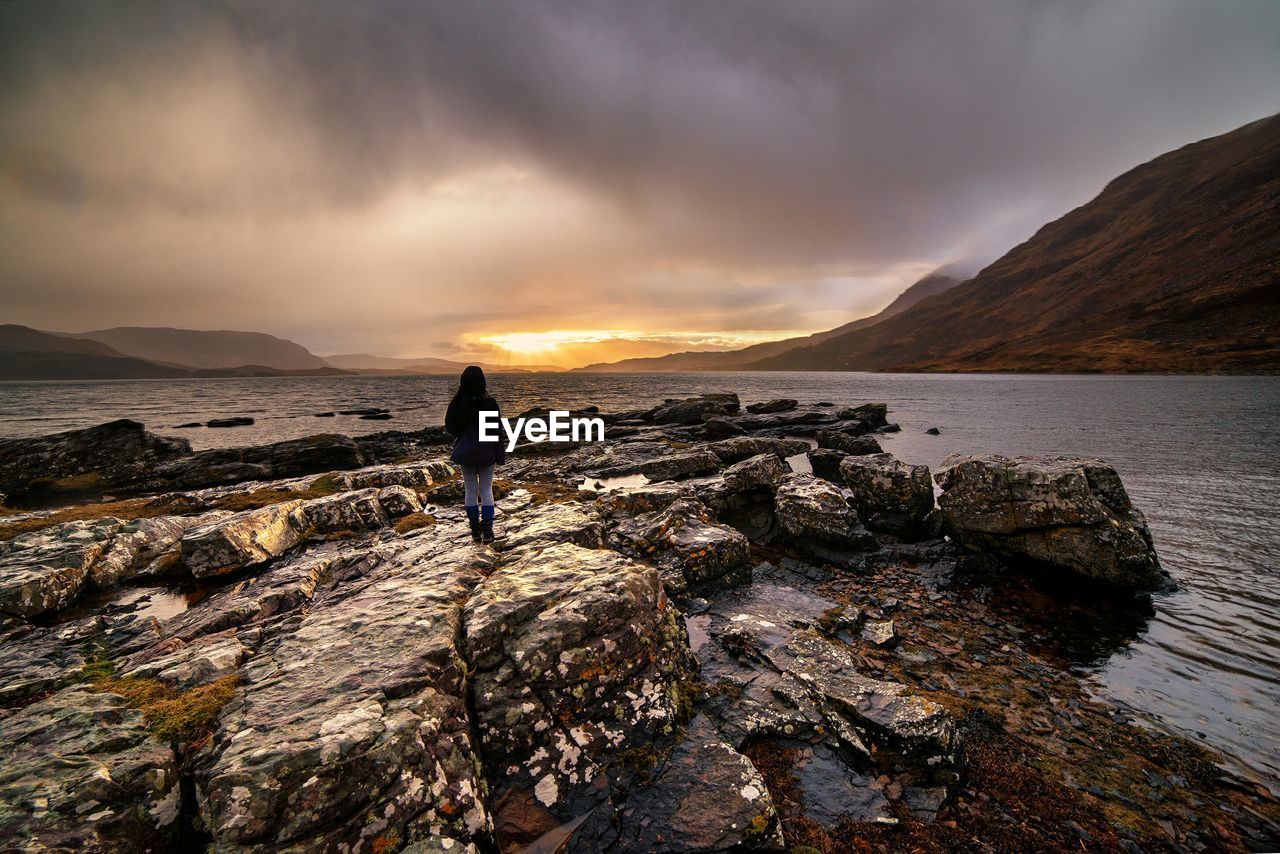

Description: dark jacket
[446,392,505,468]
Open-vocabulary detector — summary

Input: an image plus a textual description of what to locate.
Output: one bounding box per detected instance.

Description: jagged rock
[0,612,156,707]
[594,483,689,518]
[131,549,351,649]
[375,484,423,517]
[836,403,889,430]
[699,417,747,439]
[0,518,116,618]
[195,535,494,852]
[648,394,740,425]
[746,398,798,414]
[861,619,898,647]
[335,460,450,491]
[935,455,1164,588]
[733,410,836,432]
[179,488,421,578]
[596,451,721,482]
[925,427,941,436]
[0,419,192,503]
[463,543,694,848]
[706,437,810,464]
[180,501,309,578]
[121,633,249,689]
[498,501,606,551]
[298,488,389,531]
[92,513,228,587]
[807,448,847,482]
[840,453,936,539]
[611,714,785,851]
[154,433,368,491]
[613,498,751,588]
[721,453,786,493]
[0,688,181,851]
[783,632,959,766]
[773,474,873,548]
[816,430,883,456]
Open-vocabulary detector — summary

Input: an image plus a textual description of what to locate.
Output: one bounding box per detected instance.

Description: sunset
[2,2,1279,852]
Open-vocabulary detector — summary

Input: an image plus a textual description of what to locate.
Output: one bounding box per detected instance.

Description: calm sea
[3,372,1278,790]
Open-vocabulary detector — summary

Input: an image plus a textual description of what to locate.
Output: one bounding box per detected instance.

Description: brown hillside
[754,114,1280,373]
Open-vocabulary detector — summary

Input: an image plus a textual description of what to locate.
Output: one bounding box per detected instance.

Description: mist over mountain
[77,327,331,371]
[751,115,1280,373]
[576,272,965,372]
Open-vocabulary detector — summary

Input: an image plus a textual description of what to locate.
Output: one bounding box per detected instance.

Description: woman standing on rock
[445,365,505,543]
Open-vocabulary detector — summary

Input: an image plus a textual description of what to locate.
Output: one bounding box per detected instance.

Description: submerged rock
[935,455,1164,588]
[612,714,785,851]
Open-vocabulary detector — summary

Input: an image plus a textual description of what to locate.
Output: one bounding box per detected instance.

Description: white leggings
[461,464,495,506]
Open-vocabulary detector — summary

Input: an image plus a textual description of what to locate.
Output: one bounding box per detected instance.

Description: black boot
[469,518,483,543]
[480,520,495,544]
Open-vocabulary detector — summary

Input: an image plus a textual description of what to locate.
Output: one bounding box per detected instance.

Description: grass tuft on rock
[81,658,238,744]
[394,513,437,534]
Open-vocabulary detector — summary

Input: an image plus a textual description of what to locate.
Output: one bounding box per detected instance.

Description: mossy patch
[394,513,437,534]
[81,658,238,745]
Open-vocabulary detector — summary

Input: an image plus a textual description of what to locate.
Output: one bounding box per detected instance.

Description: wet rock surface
[936,454,1165,588]
[841,453,938,540]
[0,688,181,851]
[1,398,1275,853]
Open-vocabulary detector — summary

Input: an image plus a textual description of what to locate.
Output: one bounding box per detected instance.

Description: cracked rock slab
[463,542,694,847]
[194,534,495,852]
[0,688,181,852]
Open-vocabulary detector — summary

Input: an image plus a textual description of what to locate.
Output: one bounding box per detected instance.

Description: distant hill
[574,272,964,372]
[0,325,188,380]
[0,325,351,380]
[77,327,331,370]
[754,114,1280,373]
[325,353,563,374]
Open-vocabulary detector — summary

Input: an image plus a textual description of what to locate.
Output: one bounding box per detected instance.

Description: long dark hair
[452,365,487,404]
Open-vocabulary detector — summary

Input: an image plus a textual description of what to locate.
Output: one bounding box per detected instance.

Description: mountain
[0,325,352,381]
[0,325,188,380]
[325,354,563,373]
[574,272,964,372]
[753,114,1280,373]
[77,327,331,370]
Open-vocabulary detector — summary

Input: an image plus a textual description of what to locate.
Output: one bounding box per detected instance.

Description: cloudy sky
[2,1,1278,367]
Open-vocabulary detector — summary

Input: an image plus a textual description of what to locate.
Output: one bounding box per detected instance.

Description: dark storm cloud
[1,0,1278,361]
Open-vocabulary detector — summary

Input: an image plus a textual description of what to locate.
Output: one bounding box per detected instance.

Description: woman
[445,365,505,543]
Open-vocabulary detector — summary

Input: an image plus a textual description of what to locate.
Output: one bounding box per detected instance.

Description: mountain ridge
[751,114,1280,373]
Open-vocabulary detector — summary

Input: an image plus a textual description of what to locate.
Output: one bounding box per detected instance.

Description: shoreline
[1,395,1277,850]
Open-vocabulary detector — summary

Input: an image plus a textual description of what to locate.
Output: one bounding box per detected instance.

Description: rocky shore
[1,395,1276,852]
